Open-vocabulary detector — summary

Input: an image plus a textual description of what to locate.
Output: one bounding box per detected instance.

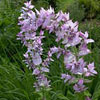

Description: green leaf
[67,91,76,100]
[57,93,70,100]
[84,90,91,97]
[92,81,100,100]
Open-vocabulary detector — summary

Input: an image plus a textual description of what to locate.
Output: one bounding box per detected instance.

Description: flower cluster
[17,1,97,93]
[17,1,50,91]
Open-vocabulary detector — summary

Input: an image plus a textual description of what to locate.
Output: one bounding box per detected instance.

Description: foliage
[32,0,74,12]
[78,0,100,18]
[55,0,74,12]
[67,1,85,22]
[32,0,49,9]
[0,0,27,62]
[0,57,35,100]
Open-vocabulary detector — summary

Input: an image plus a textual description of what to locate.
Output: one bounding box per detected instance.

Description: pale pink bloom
[79,43,91,56]
[28,11,36,20]
[80,31,94,44]
[33,68,40,75]
[24,1,34,9]
[61,74,74,83]
[71,58,86,75]
[32,53,42,65]
[64,52,76,65]
[73,79,87,92]
[41,67,49,72]
[85,62,97,76]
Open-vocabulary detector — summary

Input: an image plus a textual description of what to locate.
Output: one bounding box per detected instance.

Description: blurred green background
[0,0,100,100]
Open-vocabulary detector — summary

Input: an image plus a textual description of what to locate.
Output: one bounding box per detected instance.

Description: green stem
[42,87,46,100]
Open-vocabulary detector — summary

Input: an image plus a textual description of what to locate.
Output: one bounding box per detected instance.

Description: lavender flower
[61,74,75,83]
[79,43,91,56]
[33,68,40,75]
[85,62,97,76]
[73,79,87,92]
[64,51,76,65]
